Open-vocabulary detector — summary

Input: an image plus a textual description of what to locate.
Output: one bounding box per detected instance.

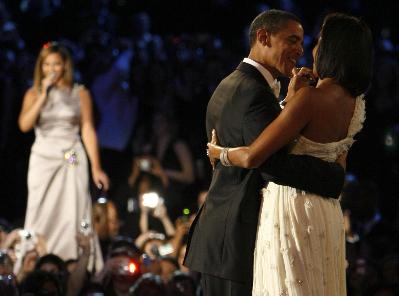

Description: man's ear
[256,29,271,47]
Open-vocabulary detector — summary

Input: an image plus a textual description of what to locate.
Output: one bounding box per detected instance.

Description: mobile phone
[80,219,91,236]
[139,159,151,171]
[142,192,163,208]
[19,229,32,239]
[158,243,174,256]
[180,208,191,222]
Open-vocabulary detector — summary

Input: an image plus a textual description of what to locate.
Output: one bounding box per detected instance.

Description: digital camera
[142,192,163,208]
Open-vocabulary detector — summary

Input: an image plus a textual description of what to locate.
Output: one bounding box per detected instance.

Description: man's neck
[247,52,278,79]
[243,57,276,89]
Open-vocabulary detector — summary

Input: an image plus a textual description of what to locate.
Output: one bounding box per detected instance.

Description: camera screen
[139,159,151,171]
[158,243,174,256]
[142,192,160,208]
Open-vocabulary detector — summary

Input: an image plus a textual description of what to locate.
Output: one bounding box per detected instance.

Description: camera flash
[129,262,137,273]
[142,192,161,208]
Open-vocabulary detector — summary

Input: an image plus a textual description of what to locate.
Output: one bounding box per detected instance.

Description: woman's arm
[149,158,169,187]
[18,88,46,132]
[18,74,56,132]
[164,141,195,184]
[79,87,109,190]
[167,218,190,258]
[153,203,176,237]
[208,87,314,169]
[138,195,150,234]
[66,234,91,296]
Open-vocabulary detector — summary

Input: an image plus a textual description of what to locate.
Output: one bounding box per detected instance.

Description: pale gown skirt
[25,137,103,272]
[252,182,346,296]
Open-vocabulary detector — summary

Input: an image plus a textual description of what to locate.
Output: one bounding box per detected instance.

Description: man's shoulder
[214,67,270,98]
[225,65,266,84]
[207,69,275,117]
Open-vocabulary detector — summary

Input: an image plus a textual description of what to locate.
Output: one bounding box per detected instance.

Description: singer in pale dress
[18,42,109,271]
[208,13,373,295]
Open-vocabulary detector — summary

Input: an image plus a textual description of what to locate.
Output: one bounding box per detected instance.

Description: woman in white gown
[18,42,109,271]
[208,13,373,295]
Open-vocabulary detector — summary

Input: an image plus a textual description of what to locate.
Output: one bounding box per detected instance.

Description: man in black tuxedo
[184,10,345,296]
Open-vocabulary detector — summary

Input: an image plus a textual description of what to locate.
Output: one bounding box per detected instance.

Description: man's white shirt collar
[243,58,280,98]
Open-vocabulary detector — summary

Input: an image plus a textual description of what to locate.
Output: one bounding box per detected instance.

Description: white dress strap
[347,94,366,138]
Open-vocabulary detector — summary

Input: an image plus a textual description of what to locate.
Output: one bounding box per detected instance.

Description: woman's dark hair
[20,270,63,295]
[160,256,180,270]
[0,218,12,233]
[131,171,165,198]
[316,13,373,96]
[35,254,66,273]
[0,273,18,296]
[108,235,142,260]
[34,254,68,293]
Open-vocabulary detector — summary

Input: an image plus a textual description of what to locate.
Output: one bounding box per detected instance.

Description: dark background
[1,0,399,233]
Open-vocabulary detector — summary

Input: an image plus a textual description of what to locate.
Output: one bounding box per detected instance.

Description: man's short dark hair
[248,9,301,47]
[316,13,373,96]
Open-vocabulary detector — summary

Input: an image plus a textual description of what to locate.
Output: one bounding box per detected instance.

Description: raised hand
[152,202,167,219]
[76,232,92,255]
[287,67,316,99]
[41,72,57,95]
[150,157,164,177]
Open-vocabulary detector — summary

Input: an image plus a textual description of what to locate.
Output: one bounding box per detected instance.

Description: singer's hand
[92,168,110,191]
[41,73,56,95]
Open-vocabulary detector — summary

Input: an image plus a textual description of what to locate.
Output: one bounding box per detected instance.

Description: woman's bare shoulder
[297,86,330,108]
[286,86,318,107]
[297,86,321,99]
[77,84,89,96]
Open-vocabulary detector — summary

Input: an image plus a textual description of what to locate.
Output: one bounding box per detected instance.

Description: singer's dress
[24,85,103,271]
[252,96,365,296]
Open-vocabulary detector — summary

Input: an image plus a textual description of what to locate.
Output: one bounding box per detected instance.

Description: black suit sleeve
[258,151,345,199]
[243,88,345,199]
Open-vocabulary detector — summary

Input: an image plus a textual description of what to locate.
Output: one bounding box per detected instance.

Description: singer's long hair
[33,42,74,91]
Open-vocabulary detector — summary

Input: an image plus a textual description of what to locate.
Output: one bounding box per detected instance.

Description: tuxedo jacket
[184,62,345,283]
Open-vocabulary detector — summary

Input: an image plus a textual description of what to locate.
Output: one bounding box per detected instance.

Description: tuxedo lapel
[236,62,275,97]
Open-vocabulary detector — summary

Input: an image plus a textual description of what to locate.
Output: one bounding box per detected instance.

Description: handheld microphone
[46,72,56,95]
[49,72,56,81]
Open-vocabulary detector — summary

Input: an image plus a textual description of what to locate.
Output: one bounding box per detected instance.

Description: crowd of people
[1,1,399,295]
[0,196,202,295]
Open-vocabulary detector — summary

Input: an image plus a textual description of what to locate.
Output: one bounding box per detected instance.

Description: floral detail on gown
[252,95,365,296]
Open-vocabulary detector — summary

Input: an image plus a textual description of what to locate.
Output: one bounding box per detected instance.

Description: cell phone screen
[142,192,160,208]
[158,243,174,256]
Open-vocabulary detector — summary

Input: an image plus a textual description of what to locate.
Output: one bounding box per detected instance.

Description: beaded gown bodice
[290,95,365,162]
